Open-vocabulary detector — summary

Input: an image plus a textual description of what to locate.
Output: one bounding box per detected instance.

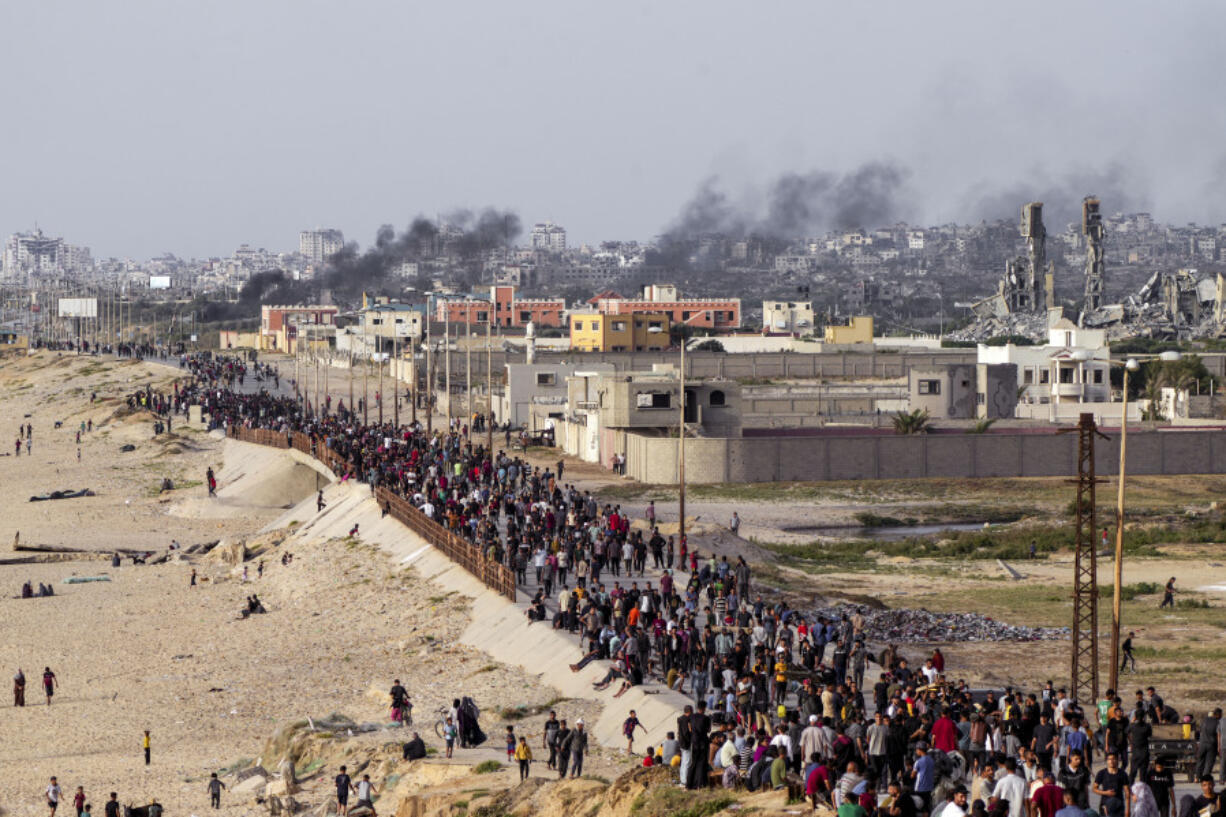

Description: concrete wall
[255,458,689,751]
[349,348,980,382]
[623,427,1226,484]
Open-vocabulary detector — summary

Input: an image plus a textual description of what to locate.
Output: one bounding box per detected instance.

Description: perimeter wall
[625,428,1226,484]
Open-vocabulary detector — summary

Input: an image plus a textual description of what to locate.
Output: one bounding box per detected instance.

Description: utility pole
[466,302,472,435]
[348,349,354,421]
[426,331,434,437]
[409,333,417,425]
[445,318,452,430]
[679,333,687,549]
[378,333,384,425]
[486,316,493,455]
[362,330,369,424]
[393,332,400,428]
[1069,412,1104,707]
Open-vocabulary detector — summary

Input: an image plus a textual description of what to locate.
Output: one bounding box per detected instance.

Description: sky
[2,1,1224,259]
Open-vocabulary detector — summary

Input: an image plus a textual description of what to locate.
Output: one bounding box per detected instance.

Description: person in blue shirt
[911,742,936,813]
[1054,788,1085,817]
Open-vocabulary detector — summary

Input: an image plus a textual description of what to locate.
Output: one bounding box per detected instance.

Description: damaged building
[972,202,1054,321]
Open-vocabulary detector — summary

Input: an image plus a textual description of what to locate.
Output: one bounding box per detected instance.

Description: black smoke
[652,161,912,268]
[962,162,1153,230]
[657,161,912,257]
[323,208,521,301]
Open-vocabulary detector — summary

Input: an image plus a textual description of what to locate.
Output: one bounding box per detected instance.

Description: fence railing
[228,425,517,601]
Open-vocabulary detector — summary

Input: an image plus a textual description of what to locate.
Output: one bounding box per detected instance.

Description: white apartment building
[530,222,566,253]
[978,317,1115,420]
[299,228,345,264]
[762,300,814,334]
[3,229,91,276]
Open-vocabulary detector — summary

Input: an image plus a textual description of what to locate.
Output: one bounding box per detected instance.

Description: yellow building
[824,315,873,345]
[570,312,671,352]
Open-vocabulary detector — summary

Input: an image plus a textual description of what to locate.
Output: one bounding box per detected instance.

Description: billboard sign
[149,276,172,289]
[58,298,98,318]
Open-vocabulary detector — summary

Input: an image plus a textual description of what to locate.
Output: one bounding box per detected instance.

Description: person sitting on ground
[403,732,426,761]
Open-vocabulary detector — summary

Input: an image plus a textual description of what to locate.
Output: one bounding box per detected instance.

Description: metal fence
[228,425,516,600]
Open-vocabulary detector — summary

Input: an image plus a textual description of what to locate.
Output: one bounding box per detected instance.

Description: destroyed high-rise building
[971,201,1052,319]
[1082,196,1106,320]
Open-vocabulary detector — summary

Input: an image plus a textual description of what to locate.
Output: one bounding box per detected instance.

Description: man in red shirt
[931,708,959,753]
[1032,769,1065,817]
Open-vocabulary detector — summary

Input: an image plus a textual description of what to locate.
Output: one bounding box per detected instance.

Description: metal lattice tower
[1070,412,1102,706]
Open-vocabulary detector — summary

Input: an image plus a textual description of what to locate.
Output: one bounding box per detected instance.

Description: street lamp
[649,325,686,548]
[1108,349,1180,693]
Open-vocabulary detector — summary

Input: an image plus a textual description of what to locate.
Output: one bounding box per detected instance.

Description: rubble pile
[945,311,1049,344]
[812,605,1069,643]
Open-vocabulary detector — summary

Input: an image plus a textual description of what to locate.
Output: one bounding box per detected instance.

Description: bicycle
[433,706,453,739]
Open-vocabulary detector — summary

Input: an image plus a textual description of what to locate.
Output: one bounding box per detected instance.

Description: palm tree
[892,408,931,435]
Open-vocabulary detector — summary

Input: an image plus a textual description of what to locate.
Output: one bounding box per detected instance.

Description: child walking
[505,725,517,761]
[514,736,533,780]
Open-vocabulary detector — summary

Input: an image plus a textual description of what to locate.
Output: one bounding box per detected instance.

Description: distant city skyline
[2,1,1224,259]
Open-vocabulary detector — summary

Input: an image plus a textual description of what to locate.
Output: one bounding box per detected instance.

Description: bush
[473,760,503,774]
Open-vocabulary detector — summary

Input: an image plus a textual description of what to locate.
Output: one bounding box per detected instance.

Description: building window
[977,393,985,404]
[1059,367,1074,384]
[918,379,941,395]
[520,311,531,322]
[573,321,583,331]
[477,311,488,322]
[1023,369,1034,385]
[709,390,726,406]
[636,392,671,409]
[1040,370,1050,384]
[536,373,556,386]
[612,321,627,331]
[1093,369,1103,384]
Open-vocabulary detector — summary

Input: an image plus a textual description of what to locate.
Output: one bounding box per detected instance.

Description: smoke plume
[324,208,521,300]
[962,162,1153,230]
[661,161,913,245]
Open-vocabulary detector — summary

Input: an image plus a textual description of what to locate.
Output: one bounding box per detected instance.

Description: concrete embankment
[225,436,690,750]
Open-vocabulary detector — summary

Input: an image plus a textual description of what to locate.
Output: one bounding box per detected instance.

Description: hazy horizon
[2,1,1224,260]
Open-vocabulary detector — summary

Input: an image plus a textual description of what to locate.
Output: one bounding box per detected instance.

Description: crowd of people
[116,353,1226,817]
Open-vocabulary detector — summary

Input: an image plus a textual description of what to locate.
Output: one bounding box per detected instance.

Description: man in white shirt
[943,786,970,817]
[770,725,794,763]
[991,757,1028,817]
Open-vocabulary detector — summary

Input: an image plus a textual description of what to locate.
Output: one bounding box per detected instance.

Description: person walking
[1120,632,1137,674]
[143,730,151,765]
[623,710,645,755]
[1160,578,1176,608]
[42,667,57,705]
[104,793,119,817]
[206,467,217,497]
[46,776,62,816]
[566,719,589,778]
[207,773,226,809]
[515,736,533,780]
[334,765,355,817]
[554,719,572,780]
[13,668,25,706]
[72,787,85,817]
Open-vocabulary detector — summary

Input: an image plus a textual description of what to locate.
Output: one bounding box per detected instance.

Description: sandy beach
[0,351,609,816]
